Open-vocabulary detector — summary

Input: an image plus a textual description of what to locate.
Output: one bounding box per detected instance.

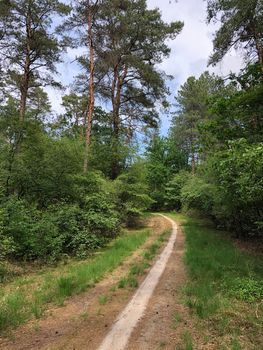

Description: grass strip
[168,213,263,349]
[117,228,171,289]
[0,228,151,334]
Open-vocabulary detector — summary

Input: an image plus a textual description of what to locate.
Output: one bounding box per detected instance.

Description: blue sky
[47,0,243,135]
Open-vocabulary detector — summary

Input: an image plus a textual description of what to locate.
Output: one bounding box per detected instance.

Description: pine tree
[91,0,183,178]
[63,0,101,172]
[170,72,224,172]
[0,0,71,122]
[207,0,263,71]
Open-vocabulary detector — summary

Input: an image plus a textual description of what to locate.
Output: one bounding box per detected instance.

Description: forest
[0,0,262,347]
[0,0,262,266]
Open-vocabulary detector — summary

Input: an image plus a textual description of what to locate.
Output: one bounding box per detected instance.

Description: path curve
[97,215,178,350]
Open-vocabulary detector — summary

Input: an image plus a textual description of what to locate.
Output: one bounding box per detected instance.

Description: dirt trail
[0,215,199,350]
[0,216,172,350]
[127,218,194,350]
[98,215,177,350]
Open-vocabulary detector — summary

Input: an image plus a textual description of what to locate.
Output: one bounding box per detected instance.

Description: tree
[115,161,153,226]
[59,92,87,139]
[76,0,183,178]
[170,72,224,172]
[207,0,263,71]
[63,0,102,172]
[0,0,70,122]
[201,64,263,151]
[146,135,188,209]
[0,0,12,100]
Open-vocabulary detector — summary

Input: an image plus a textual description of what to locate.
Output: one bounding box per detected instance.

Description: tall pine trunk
[19,6,32,122]
[83,2,95,173]
[255,40,263,73]
[110,64,128,179]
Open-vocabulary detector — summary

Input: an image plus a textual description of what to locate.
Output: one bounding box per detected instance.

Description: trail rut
[98,215,177,350]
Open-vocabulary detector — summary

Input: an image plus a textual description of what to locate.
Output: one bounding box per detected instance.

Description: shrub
[0,208,15,261]
[71,232,108,259]
[115,164,154,226]
[181,175,216,217]
[180,140,263,238]
[164,170,191,210]
[1,197,37,259]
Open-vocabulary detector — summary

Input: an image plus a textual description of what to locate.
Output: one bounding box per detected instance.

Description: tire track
[97,215,178,350]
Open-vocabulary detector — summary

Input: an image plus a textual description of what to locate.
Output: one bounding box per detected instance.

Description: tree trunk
[251,21,263,73]
[255,40,263,73]
[83,2,95,173]
[191,154,196,174]
[19,6,32,122]
[110,64,128,179]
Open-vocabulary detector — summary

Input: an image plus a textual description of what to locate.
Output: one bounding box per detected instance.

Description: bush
[71,232,108,259]
[211,140,263,237]
[0,198,63,261]
[115,163,154,226]
[181,175,216,217]
[0,173,121,262]
[180,140,263,238]
[164,170,191,210]
[0,166,150,262]
[1,197,38,259]
[0,208,15,261]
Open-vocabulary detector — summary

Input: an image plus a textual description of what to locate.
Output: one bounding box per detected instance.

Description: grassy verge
[0,227,151,334]
[168,213,263,349]
[117,229,171,289]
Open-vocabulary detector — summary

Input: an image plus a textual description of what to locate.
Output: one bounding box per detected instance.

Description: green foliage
[0,208,14,261]
[227,277,263,303]
[170,71,225,170]
[0,0,71,101]
[164,170,191,210]
[178,140,263,237]
[169,64,263,239]
[0,168,123,262]
[115,162,154,226]
[181,175,215,217]
[202,64,263,149]
[146,136,188,209]
[207,0,263,67]
[210,140,263,236]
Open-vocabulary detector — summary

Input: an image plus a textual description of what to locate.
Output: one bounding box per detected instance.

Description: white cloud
[147,0,243,134]
[147,0,242,82]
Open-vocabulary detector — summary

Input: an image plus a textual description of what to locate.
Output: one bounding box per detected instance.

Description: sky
[48,0,243,135]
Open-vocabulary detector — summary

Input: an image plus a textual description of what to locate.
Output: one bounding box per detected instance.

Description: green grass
[176,331,193,350]
[98,294,108,305]
[118,275,138,289]
[117,229,171,290]
[0,228,151,334]
[172,311,182,328]
[168,212,263,348]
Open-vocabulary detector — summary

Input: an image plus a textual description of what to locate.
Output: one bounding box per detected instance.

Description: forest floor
[0,214,262,350]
